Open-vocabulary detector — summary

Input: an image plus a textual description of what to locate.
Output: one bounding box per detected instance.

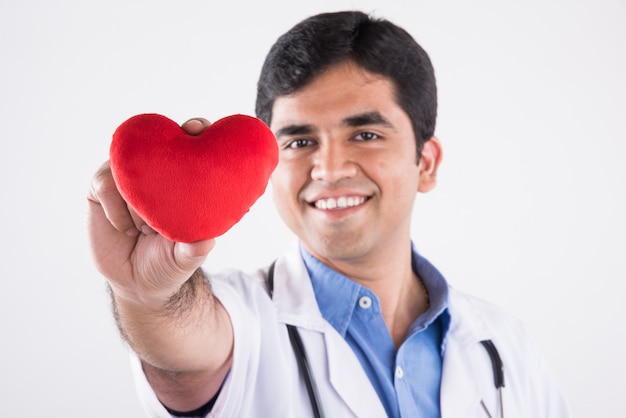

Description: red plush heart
[110,113,278,242]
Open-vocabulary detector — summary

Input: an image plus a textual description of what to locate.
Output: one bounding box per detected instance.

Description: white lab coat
[132,243,571,417]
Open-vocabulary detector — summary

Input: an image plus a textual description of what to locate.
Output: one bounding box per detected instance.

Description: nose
[310,141,357,183]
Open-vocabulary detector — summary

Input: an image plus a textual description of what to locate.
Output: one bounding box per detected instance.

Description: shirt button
[358,296,372,309]
[395,366,404,379]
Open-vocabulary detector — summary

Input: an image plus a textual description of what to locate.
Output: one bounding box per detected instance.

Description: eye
[354,131,380,141]
[286,138,316,149]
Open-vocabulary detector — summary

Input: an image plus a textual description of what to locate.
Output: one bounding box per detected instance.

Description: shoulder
[448,287,526,334]
[446,287,540,370]
[444,288,571,416]
[447,287,557,389]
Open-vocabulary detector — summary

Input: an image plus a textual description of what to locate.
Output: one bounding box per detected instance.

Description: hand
[87,118,216,307]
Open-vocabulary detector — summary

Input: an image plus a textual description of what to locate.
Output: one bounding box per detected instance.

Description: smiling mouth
[312,196,368,210]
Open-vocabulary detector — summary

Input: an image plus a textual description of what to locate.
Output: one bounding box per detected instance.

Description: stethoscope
[267,262,506,418]
[480,339,505,418]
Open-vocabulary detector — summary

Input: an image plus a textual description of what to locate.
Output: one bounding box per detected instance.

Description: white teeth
[314,196,366,210]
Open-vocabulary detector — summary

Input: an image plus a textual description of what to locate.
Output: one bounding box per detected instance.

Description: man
[88,11,570,418]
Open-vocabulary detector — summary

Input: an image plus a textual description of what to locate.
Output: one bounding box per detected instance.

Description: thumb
[181,118,211,135]
[173,239,216,271]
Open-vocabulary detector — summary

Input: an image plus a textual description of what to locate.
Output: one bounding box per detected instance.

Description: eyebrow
[274,111,394,139]
[342,111,394,129]
[275,124,315,138]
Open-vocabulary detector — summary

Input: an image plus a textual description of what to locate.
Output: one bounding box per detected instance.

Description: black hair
[255,11,437,154]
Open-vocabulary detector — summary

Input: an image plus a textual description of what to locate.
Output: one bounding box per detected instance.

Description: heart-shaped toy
[110,113,278,242]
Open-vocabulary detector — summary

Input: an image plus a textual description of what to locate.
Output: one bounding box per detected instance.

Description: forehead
[270,61,403,130]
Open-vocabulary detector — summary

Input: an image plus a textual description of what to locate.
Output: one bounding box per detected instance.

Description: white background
[1,0,624,416]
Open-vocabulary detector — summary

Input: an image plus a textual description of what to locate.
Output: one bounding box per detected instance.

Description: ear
[417,136,443,193]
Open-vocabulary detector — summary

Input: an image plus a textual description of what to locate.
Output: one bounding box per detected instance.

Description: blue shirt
[301,244,450,418]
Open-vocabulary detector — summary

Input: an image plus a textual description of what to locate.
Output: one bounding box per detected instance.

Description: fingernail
[125,227,139,237]
[183,119,205,135]
[184,119,203,131]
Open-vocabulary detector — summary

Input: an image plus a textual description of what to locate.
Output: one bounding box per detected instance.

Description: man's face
[269,61,436,266]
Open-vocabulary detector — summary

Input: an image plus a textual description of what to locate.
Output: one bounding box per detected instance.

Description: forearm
[109,268,233,374]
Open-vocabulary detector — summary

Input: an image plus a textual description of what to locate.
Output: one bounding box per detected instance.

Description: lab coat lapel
[440,333,483,416]
[441,288,497,417]
[272,243,326,331]
[324,327,387,417]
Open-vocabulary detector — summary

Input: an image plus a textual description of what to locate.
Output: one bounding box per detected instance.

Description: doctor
[88,10,570,418]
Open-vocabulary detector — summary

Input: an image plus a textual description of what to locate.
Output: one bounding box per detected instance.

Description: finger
[88,161,138,236]
[87,198,137,275]
[127,204,155,235]
[174,239,216,271]
[181,118,211,135]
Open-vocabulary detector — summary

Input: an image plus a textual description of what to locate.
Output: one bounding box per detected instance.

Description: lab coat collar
[271,241,326,331]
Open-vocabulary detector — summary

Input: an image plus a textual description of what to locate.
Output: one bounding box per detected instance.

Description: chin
[308,235,371,263]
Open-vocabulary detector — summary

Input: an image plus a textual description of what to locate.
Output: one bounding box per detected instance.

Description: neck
[311,240,430,348]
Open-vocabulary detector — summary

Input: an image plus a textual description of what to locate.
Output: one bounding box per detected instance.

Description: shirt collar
[300,247,361,335]
[410,242,450,331]
[300,242,450,339]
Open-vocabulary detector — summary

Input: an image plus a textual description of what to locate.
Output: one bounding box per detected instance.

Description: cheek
[373,157,420,197]
[371,153,418,180]
[271,163,303,214]
[270,164,311,237]
[273,157,312,188]
[271,161,293,193]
